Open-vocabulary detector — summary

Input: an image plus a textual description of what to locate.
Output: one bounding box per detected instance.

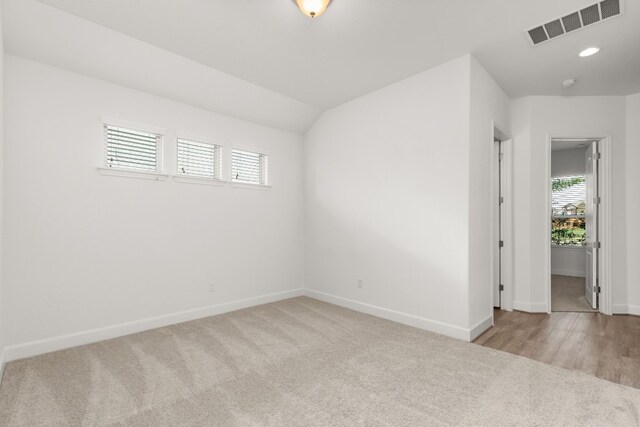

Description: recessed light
[561,78,577,88]
[579,47,600,57]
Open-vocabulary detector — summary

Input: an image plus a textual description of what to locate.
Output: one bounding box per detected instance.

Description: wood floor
[474,309,640,389]
[551,275,596,312]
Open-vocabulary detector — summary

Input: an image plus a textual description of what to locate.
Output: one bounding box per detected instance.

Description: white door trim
[491,122,513,317]
[544,135,612,315]
[599,136,613,315]
[501,138,514,312]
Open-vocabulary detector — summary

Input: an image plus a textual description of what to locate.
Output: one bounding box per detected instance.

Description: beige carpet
[552,275,598,312]
[1,297,639,426]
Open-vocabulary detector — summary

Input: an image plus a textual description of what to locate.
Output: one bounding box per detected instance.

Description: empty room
[0,0,639,425]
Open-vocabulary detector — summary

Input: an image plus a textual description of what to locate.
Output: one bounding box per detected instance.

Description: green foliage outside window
[551,218,586,246]
[552,176,585,192]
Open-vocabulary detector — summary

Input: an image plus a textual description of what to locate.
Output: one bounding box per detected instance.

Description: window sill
[172,176,226,186]
[229,181,272,191]
[97,167,169,181]
[551,245,586,251]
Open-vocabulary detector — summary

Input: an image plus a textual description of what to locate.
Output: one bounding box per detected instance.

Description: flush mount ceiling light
[579,47,600,57]
[294,0,332,18]
[561,78,577,88]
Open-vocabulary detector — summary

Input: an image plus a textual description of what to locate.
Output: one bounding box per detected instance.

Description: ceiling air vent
[526,0,623,46]
[562,13,582,33]
[580,4,601,25]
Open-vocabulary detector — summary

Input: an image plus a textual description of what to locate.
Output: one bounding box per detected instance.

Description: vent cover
[600,0,621,18]
[526,0,622,46]
[580,4,601,25]
[562,12,582,33]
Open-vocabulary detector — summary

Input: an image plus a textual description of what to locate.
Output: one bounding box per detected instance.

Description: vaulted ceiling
[34,0,640,109]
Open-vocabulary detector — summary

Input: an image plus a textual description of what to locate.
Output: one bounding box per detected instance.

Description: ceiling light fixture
[579,47,600,57]
[294,0,332,18]
[561,78,577,88]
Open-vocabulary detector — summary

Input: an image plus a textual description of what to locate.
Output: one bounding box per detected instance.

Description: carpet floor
[1,297,639,426]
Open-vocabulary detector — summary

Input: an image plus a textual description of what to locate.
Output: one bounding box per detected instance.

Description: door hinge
[499,284,504,292]
[499,240,504,248]
[595,153,601,160]
[499,153,504,160]
[595,285,601,294]
[594,196,601,204]
[593,241,601,249]
[499,196,504,204]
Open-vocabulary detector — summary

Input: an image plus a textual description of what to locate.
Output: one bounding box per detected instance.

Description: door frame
[491,122,513,315]
[544,135,612,315]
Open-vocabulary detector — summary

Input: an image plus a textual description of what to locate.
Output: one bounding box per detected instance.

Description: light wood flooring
[474,309,640,389]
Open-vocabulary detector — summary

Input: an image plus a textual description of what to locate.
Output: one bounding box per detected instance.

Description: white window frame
[229,146,271,190]
[98,117,168,180]
[173,133,225,186]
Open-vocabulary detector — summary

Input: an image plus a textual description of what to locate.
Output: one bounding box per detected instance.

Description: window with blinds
[231,149,268,185]
[177,138,222,180]
[551,175,587,246]
[105,124,162,172]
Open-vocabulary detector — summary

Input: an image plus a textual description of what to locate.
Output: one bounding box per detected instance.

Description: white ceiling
[3,0,323,134]
[34,0,640,109]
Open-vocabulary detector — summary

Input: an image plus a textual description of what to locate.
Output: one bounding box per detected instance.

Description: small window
[177,138,222,180]
[231,149,268,185]
[105,124,162,172]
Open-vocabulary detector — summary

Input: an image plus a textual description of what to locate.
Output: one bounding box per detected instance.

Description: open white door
[493,140,502,307]
[585,142,598,309]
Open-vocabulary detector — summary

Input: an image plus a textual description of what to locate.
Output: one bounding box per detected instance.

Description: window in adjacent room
[231,149,269,186]
[551,175,586,246]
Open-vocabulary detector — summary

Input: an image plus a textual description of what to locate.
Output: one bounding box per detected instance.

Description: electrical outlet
[357,279,363,289]
[209,282,216,292]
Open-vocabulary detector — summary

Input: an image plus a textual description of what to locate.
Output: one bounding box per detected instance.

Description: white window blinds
[231,149,268,185]
[177,138,221,180]
[105,124,161,172]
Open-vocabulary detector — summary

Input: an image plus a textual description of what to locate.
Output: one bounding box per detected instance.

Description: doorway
[547,137,610,314]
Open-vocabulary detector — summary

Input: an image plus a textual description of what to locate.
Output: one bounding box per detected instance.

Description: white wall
[551,147,587,177]
[2,56,305,355]
[626,93,640,315]
[551,247,586,278]
[304,55,481,340]
[509,98,534,309]
[510,96,627,312]
[468,56,510,327]
[0,1,5,372]
[2,0,321,134]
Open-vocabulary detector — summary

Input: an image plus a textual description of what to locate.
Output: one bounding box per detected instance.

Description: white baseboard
[304,289,478,342]
[469,316,494,341]
[612,303,628,314]
[0,349,6,385]
[4,288,305,362]
[612,304,640,316]
[513,300,549,313]
[551,269,586,278]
